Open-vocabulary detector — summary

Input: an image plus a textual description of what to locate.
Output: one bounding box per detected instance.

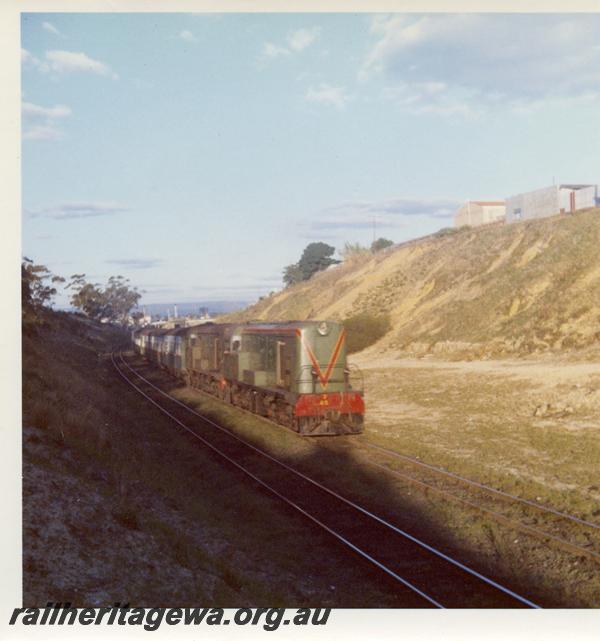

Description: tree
[297,242,339,281]
[103,275,142,325]
[371,237,394,253]
[22,257,65,321]
[283,263,304,287]
[66,274,141,325]
[66,274,106,320]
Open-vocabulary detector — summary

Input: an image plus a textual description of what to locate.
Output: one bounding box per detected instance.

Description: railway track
[351,440,600,565]
[121,347,599,567]
[135,347,598,566]
[112,350,540,609]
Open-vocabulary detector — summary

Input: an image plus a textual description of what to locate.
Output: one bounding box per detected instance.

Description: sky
[21,12,600,307]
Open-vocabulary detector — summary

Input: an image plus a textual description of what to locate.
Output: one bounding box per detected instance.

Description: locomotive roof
[134,320,339,338]
[137,326,172,336]
[236,320,340,332]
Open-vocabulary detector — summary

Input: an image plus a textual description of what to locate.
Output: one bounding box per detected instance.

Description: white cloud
[360,14,600,112]
[22,101,72,141]
[26,202,129,220]
[22,102,71,119]
[308,214,405,231]
[179,30,197,43]
[262,42,290,59]
[42,22,61,37]
[21,48,41,67]
[287,27,320,52]
[507,91,599,115]
[260,26,320,63]
[305,83,350,109]
[382,83,480,118]
[320,197,462,223]
[299,197,463,237]
[22,125,63,141]
[106,258,163,269]
[44,50,118,79]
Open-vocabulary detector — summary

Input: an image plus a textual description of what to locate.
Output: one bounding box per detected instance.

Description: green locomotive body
[133,320,364,435]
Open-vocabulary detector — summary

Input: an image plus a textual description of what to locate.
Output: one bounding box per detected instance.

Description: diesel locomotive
[132,320,364,435]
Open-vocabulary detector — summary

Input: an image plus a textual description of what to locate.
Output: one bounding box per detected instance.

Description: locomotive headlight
[317,321,329,336]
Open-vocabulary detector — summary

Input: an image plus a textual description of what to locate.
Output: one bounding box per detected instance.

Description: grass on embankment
[356,360,600,522]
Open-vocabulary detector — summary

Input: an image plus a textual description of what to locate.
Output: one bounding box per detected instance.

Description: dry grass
[343,312,391,354]
[223,207,600,360]
[355,357,600,527]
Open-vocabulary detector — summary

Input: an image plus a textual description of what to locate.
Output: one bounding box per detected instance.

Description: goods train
[132,321,364,435]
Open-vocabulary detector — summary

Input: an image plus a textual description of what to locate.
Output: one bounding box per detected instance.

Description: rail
[112,351,541,609]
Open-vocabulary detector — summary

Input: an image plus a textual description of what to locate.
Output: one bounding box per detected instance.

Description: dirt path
[352,354,600,388]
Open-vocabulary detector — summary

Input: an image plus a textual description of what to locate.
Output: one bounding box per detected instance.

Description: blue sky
[21,12,600,307]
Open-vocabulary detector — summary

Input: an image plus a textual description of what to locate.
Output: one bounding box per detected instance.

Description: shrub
[370,237,394,253]
[434,225,470,238]
[343,312,391,353]
[340,242,369,260]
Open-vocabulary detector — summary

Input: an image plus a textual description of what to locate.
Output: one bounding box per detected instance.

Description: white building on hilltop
[505,184,599,224]
[454,200,506,227]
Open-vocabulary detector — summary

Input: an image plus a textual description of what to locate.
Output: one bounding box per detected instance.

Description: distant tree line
[22,258,141,326]
[66,274,141,324]
[282,237,394,287]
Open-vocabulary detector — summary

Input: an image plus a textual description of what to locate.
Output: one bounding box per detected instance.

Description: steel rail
[111,352,442,608]
[134,354,600,564]
[115,351,541,609]
[363,457,600,564]
[363,441,600,531]
[122,355,598,562]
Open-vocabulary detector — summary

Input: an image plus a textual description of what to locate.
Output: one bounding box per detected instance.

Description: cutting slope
[225,207,600,358]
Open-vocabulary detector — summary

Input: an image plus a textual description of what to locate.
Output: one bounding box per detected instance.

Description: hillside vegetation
[226,207,600,359]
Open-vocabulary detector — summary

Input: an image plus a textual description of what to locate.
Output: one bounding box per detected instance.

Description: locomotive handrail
[298,363,346,374]
[346,362,364,393]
